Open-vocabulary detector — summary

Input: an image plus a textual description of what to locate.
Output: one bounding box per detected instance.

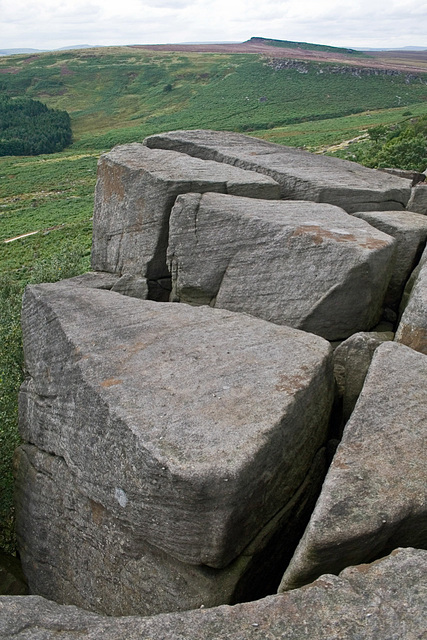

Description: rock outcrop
[15,283,333,615]
[168,192,395,340]
[91,143,279,299]
[279,341,427,591]
[11,130,427,633]
[1,548,426,640]
[144,129,412,212]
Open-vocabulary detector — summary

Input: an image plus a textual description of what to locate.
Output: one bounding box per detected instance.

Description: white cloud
[0,0,426,50]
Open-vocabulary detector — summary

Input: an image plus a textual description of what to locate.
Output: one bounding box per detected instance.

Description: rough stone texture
[397,243,427,317]
[14,443,327,616]
[351,209,427,309]
[407,182,427,214]
[16,283,333,615]
[91,143,280,296]
[60,271,150,299]
[279,341,427,592]
[395,246,427,354]
[0,552,28,596]
[378,167,426,186]
[1,548,426,639]
[144,129,412,212]
[168,192,396,340]
[333,331,393,425]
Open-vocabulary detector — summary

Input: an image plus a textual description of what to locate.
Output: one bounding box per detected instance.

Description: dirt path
[4,230,39,243]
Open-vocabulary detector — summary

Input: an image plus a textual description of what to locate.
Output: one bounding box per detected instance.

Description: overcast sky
[1,0,426,51]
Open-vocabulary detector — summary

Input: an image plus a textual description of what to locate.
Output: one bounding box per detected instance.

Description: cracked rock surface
[168,192,396,340]
[91,143,280,291]
[1,548,426,639]
[16,283,333,615]
[144,129,412,212]
[279,341,427,592]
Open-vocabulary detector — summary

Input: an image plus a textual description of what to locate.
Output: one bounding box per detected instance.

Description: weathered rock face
[144,129,412,212]
[333,331,393,426]
[350,209,427,310]
[279,341,427,592]
[12,129,427,632]
[168,192,396,340]
[407,182,427,214]
[378,167,426,186]
[1,548,426,640]
[91,143,280,297]
[16,283,333,615]
[395,245,427,354]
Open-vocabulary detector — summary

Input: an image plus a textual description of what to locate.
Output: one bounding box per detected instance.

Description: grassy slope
[1,44,427,552]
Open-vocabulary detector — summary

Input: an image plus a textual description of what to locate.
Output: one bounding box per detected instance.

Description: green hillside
[1,47,426,146]
[1,45,427,554]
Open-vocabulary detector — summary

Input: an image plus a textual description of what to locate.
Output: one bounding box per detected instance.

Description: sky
[1,0,426,51]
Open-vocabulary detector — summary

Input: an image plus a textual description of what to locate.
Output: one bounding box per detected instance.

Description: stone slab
[144,129,412,212]
[168,192,396,340]
[91,143,280,291]
[407,183,427,214]
[16,283,333,613]
[351,209,427,309]
[395,246,427,354]
[279,341,427,591]
[0,548,425,639]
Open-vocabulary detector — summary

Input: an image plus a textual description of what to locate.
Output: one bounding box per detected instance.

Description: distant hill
[0,45,100,56]
[245,36,363,56]
[358,46,427,51]
[0,48,42,56]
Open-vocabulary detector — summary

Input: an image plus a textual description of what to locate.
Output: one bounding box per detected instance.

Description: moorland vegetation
[1,41,427,553]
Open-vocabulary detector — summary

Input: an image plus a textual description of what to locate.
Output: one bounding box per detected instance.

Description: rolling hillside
[0,39,426,149]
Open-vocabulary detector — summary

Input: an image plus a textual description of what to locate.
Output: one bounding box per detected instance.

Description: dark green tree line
[0,96,72,156]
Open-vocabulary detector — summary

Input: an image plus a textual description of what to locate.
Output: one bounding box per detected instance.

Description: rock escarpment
[12,130,427,636]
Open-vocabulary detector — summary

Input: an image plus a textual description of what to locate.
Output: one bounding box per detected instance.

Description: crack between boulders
[240,444,329,560]
[192,195,201,246]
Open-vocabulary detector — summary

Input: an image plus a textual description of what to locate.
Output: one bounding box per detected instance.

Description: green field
[1,44,427,553]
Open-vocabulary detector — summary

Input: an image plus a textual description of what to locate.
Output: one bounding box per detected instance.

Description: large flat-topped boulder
[144,129,412,212]
[1,548,426,639]
[91,143,280,295]
[279,341,427,592]
[16,283,333,614]
[351,209,427,310]
[168,192,396,340]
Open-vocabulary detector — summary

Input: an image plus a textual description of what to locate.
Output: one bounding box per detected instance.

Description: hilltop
[133,36,427,74]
